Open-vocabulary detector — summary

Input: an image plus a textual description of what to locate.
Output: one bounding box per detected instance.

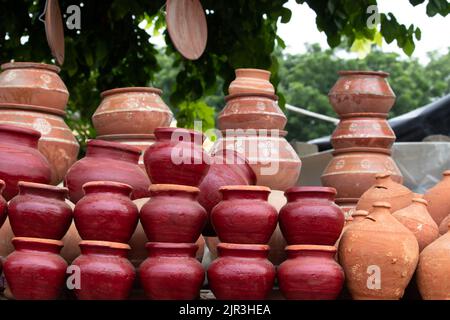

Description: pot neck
[235,68,271,81]
[217,244,269,259]
[286,246,336,260]
[0,126,40,149]
[145,243,197,258]
[86,141,140,163]
[154,128,204,146]
[79,242,129,258]
[285,189,336,203]
[82,182,133,197]
[374,173,394,187]
[149,189,198,200]
[220,188,270,201]
[367,202,392,220]
[12,238,62,254]
[18,183,67,201]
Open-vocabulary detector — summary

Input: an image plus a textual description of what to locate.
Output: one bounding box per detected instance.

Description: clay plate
[45,0,65,65]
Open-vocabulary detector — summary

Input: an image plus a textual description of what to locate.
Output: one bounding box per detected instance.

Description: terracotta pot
[0,124,51,200]
[0,180,7,228]
[207,243,275,300]
[228,68,274,95]
[92,87,173,136]
[65,139,150,203]
[328,71,395,117]
[321,148,402,199]
[0,218,14,259]
[211,186,278,244]
[74,181,139,243]
[144,127,210,186]
[424,170,450,225]
[335,198,358,220]
[8,182,72,240]
[339,202,419,299]
[0,103,79,184]
[71,241,135,300]
[279,186,344,245]
[61,220,82,263]
[139,242,204,300]
[0,62,69,111]
[4,237,67,300]
[439,215,450,235]
[351,210,369,223]
[278,245,344,300]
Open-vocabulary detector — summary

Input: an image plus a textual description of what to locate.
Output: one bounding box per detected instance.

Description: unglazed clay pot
[0,124,51,200]
[211,186,278,244]
[328,71,395,117]
[392,198,439,252]
[140,184,207,243]
[65,139,150,203]
[228,68,275,95]
[139,242,204,300]
[278,245,344,300]
[8,182,72,239]
[279,186,344,245]
[424,170,450,225]
[144,127,210,186]
[92,87,173,136]
[339,202,419,300]
[74,181,139,243]
[207,243,275,300]
[0,62,69,111]
[4,237,67,300]
[0,180,7,228]
[439,215,450,235]
[71,241,135,300]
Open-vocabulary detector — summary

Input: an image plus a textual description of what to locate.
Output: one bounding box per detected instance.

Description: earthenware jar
[4,237,67,300]
[424,170,450,225]
[71,241,135,300]
[8,182,72,240]
[139,242,204,300]
[143,127,210,186]
[228,68,275,95]
[339,202,419,299]
[0,180,7,228]
[74,181,139,243]
[207,243,275,300]
[278,245,344,300]
[65,139,150,203]
[0,124,51,200]
[279,187,344,245]
[439,215,450,235]
[140,184,207,243]
[211,186,278,244]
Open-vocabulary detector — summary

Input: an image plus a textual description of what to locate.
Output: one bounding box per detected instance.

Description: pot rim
[100,87,163,98]
[0,123,41,139]
[235,68,271,76]
[154,127,205,142]
[145,242,198,250]
[224,92,278,102]
[0,103,66,117]
[82,180,133,192]
[285,244,337,253]
[221,129,287,137]
[285,186,337,196]
[332,147,391,156]
[18,181,68,194]
[219,185,270,193]
[352,210,369,217]
[335,198,359,204]
[217,243,270,252]
[87,139,142,155]
[372,201,392,209]
[79,240,131,250]
[1,62,60,73]
[12,236,63,247]
[412,198,428,206]
[97,133,155,140]
[149,184,199,193]
[337,70,390,77]
[340,113,389,120]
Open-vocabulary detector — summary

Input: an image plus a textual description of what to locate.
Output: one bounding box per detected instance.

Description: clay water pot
[140,184,207,243]
[139,242,204,300]
[92,87,173,136]
[0,124,51,200]
[335,198,358,220]
[392,198,439,252]
[279,186,344,245]
[143,127,210,186]
[424,170,450,225]
[4,237,67,300]
[207,243,276,300]
[8,182,72,240]
[278,245,344,300]
[211,186,278,244]
[339,202,419,300]
[65,139,150,203]
[228,68,275,95]
[71,241,135,300]
[61,220,82,263]
[0,62,69,111]
[0,180,7,228]
[439,215,450,235]
[74,181,139,243]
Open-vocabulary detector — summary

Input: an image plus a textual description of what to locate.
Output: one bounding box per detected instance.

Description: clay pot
[211,186,278,244]
[139,242,204,300]
[279,186,344,245]
[8,182,72,240]
[321,148,402,199]
[0,62,69,111]
[228,68,275,95]
[424,170,450,225]
[144,127,210,186]
[92,87,173,136]
[0,124,51,200]
[4,237,67,300]
[207,243,275,300]
[439,215,450,235]
[351,210,369,223]
[278,245,344,300]
[61,220,82,263]
[140,184,207,243]
[339,202,419,299]
[65,139,150,203]
[335,198,358,220]
[71,241,135,300]
[74,181,139,243]
[0,180,7,228]
[328,71,395,117]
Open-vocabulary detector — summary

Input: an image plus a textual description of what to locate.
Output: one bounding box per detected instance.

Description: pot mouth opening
[0,123,41,139]
[443,170,450,176]
[217,243,269,252]
[338,70,389,77]
[18,181,68,195]
[82,181,133,194]
[12,237,63,247]
[149,184,199,194]
[219,185,270,193]
[285,186,336,196]
[79,240,131,250]
[335,198,359,204]
[1,62,60,73]
[0,103,67,117]
[224,92,278,102]
[154,127,205,142]
[100,87,163,98]
[285,245,337,253]
[87,139,142,155]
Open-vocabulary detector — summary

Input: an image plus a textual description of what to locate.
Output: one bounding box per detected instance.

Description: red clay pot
[143,127,210,186]
[279,187,345,245]
[207,243,276,300]
[211,186,278,244]
[74,181,139,243]
[140,184,207,243]
[0,180,7,228]
[228,68,275,95]
[0,124,51,200]
[278,245,344,300]
[139,242,204,300]
[71,241,135,300]
[4,237,67,300]
[8,182,72,240]
[424,170,450,225]
[65,139,150,203]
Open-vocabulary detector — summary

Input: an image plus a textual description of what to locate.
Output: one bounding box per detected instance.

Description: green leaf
[415,27,422,40]
[409,0,425,5]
